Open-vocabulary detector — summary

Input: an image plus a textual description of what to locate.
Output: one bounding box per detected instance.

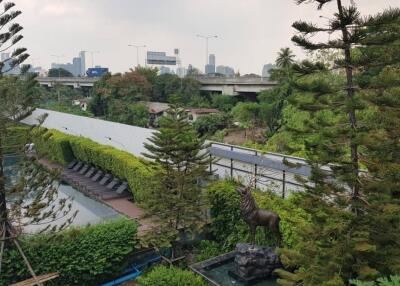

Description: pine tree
[141,106,211,254]
[276,2,400,285]
[0,2,76,282]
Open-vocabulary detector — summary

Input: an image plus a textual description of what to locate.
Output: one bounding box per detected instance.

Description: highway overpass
[37,76,277,96]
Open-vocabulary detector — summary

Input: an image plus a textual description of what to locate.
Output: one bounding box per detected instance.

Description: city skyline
[16,0,399,74]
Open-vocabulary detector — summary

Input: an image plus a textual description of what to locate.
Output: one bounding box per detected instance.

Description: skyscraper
[205,54,216,74]
[50,52,87,76]
[79,51,86,76]
[209,54,215,66]
[1,53,20,75]
[72,57,82,76]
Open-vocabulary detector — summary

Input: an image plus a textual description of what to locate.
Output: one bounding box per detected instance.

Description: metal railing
[208,141,309,198]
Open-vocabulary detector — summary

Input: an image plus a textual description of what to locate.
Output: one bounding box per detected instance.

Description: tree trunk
[336,0,360,201]
[0,135,8,236]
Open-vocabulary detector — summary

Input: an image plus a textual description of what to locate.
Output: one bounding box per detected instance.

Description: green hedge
[0,218,138,286]
[32,128,158,202]
[32,128,74,165]
[137,266,207,286]
[69,136,157,202]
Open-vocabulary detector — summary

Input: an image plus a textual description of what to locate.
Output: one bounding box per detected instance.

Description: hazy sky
[14,0,399,74]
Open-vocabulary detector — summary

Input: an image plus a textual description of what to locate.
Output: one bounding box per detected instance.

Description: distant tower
[79,51,86,76]
[205,54,216,74]
[209,54,215,66]
[72,57,82,76]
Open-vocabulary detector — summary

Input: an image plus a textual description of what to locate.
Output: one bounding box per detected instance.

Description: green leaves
[141,106,211,248]
[0,219,138,286]
[137,266,207,286]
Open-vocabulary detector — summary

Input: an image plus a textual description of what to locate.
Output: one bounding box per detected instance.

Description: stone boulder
[230,243,281,282]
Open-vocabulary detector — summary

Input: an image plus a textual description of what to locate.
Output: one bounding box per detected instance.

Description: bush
[0,218,138,286]
[32,128,158,202]
[195,240,225,262]
[69,136,157,202]
[32,128,74,165]
[350,276,400,286]
[137,266,207,286]
[206,180,310,250]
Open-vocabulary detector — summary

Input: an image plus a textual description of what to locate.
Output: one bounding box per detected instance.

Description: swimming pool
[4,155,120,232]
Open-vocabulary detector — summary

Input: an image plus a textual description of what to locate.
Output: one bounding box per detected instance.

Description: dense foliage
[0,219,138,286]
[205,180,310,251]
[137,266,207,286]
[350,276,400,286]
[48,68,73,77]
[32,128,158,202]
[276,2,400,285]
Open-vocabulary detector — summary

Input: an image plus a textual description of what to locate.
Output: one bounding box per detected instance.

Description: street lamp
[83,51,100,68]
[196,34,218,67]
[128,44,146,68]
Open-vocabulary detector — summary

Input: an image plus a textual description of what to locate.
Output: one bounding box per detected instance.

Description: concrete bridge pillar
[222,85,238,96]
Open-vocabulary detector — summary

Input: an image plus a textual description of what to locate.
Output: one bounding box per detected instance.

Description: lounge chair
[72,162,83,172]
[99,174,112,186]
[78,164,90,175]
[91,170,104,182]
[67,160,77,169]
[85,167,97,178]
[115,182,129,195]
[106,178,120,190]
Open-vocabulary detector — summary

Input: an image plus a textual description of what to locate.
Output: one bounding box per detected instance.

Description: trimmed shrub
[68,136,157,202]
[137,266,207,286]
[32,128,158,202]
[0,218,138,286]
[32,128,74,165]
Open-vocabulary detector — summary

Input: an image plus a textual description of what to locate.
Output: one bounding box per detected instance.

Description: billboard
[147,51,177,65]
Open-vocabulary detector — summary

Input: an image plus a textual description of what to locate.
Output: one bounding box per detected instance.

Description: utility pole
[128,44,147,68]
[51,54,64,103]
[196,34,218,68]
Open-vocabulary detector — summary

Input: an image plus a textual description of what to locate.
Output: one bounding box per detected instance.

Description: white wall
[21,109,155,157]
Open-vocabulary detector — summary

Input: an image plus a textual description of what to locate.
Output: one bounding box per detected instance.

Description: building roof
[186,108,220,115]
[140,102,170,114]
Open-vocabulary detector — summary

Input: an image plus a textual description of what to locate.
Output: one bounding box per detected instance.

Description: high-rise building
[216,65,235,77]
[79,51,86,76]
[1,53,20,75]
[262,63,275,78]
[51,52,86,76]
[209,54,215,66]
[72,57,82,77]
[205,54,216,74]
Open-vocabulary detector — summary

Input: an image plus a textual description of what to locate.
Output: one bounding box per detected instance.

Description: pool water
[4,156,120,232]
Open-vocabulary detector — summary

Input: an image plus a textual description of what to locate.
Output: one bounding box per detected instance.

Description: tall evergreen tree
[0,2,76,283]
[276,2,400,285]
[141,106,211,254]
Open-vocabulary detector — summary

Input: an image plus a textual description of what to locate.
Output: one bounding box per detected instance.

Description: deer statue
[236,183,280,245]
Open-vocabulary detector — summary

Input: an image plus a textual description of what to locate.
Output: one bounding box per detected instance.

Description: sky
[13,0,400,75]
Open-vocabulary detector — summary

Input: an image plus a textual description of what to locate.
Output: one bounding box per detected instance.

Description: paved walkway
[36,157,155,234]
